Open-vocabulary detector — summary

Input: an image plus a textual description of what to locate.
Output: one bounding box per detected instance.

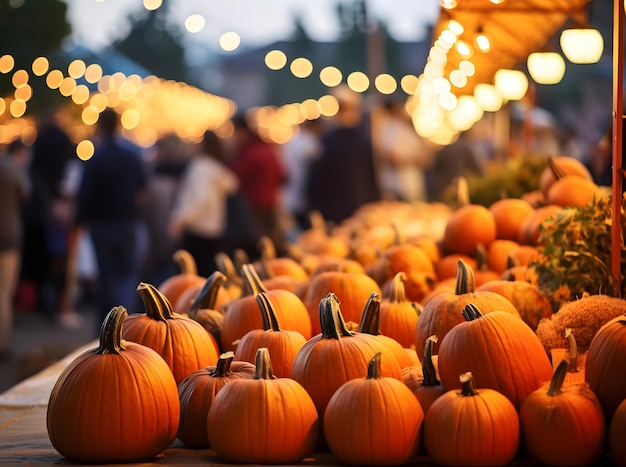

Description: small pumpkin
[488,197,534,241]
[377,272,421,348]
[186,270,227,349]
[609,397,626,467]
[549,328,586,384]
[410,335,446,416]
[47,307,180,464]
[177,351,255,448]
[158,249,206,309]
[207,347,318,464]
[324,352,424,466]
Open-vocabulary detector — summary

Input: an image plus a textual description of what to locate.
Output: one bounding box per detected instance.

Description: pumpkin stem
[319,292,354,339]
[456,176,470,207]
[173,249,198,276]
[459,372,479,397]
[215,251,243,286]
[241,263,269,296]
[138,282,174,321]
[389,272,408,304]
[547,359,568,396]
[366,352,383,379]
[547,156,564,180]
[255,292,282,332]
[461,303,483,321]
[455,259,476,295]
[258,235,277,261]
[421,335,441,387]
[564,328,579,373]
[234,249,250,277]
[308,210,327,233]
[254,347,276,380]
[96,306,127,355]
[210,351,235,377]
[475,244,489,271]
[188,271,227,315]
[359,291,381,335]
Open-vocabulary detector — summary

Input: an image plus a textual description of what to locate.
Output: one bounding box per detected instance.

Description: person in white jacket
[168,130,239,277]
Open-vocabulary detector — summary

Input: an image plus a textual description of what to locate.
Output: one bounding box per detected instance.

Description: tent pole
[611,0,624,297]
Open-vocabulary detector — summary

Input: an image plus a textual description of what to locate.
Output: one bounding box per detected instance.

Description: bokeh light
[184,14,205,33]
[265,50,287,70]
[290,58,313,78]
[347,71,369,93]
[319,66,342,87]
[219,32,241,52]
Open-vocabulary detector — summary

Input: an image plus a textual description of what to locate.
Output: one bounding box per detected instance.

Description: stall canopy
[433,0,592,96]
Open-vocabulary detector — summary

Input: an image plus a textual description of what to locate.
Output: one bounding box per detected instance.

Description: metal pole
[611,0,624,296]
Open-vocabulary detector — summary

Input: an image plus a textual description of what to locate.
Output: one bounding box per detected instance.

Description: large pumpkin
[47,307,180,464]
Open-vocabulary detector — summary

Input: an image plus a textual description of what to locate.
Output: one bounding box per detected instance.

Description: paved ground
[0,306,97,394]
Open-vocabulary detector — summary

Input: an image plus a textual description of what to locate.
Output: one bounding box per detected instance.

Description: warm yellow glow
[440,30,457,45]
[374,74,397,94]
[474,83,503,112]
[449,69,467,88]
[184,14,205,33]
[441,1,458,11]
[12,69,28,88]
[82,106,100,126]
[455,40,472,58]
[560,28,604,64]
[14,84,32,101]
[447,20,464,36]
[433,77,451,94]
[459,60,475,77]
[90,93,108,112]
[476,34,491,52]
[439,92,457,110]
[143,0,162,11]
[428,47,447,65]
[59,77,77,97]
[265,50,288,70]
[134,127,158,148]
[268,124,293,145]
[85,64,103,83]
[400,75,419,95]
[10,99,26,118]
[32,57,49,76]
[46,69,64,89]
[347,71,369,93]
[301,98,321,120]
[319,94,339,116]
[278,104,304,126]
[527,52,565,84]
[76,140,95,161]
[494,69,528,100]
[290,58,313,78]
[71,84,91,105]
[449,95,483,131]
[0,55,14,74]
[319,66,342,87]
[0,98,5,116]
[68,60,86,79]
[121,108,140,129]
[219,32,241,52]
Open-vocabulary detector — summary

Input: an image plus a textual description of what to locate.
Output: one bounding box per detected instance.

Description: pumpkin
[376,272,421,348]
[410,335,446,417]
[415,258,520,356]
[207,347,318,464]
[158,249,206,308]
[539,155,594,198]
[47,307,180,464]
[177,351,255,448]
[609,397,626,467]
[324,352,423,466]
[488,238,522,275]
[549,328,586,384]
[517,204,562,246]
[546,174,603,208]
[122,282,219,384]
[257,235,309,280]
[214,251,244,300]
[220,263,312,351]
[519,359,605,467]
[234,292,307,377]
[472,244,501,287]
[437,304,553,410]
[303,269,381,336]
[186,270,227,349]
[434,253,477,281]
[423,372,519,467]
[488,197,534,241]
[585,313,626,425]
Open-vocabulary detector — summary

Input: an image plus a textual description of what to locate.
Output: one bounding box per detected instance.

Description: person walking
[75,108,147,334]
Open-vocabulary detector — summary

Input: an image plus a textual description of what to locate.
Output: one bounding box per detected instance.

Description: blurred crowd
[0,86,616,357]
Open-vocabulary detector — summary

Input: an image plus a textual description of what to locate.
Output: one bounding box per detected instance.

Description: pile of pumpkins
[46,156,626,466]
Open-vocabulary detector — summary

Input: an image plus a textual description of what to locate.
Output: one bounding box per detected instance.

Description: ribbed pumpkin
[423,372,519,467]
[47,307,180,464]
[379,272,423,348]
[585,313,626,425]
[158,249,206,309]
[220,263,311,351]
[177,351,255,448]
[303,269,382,336]
[186,270,227,351]
[234,292,307,377]
[488,197,534,241]
[609,397,626,467]
[324,352,423,466]
[290,293,404,447]
[415,259,520,356]
[520,359,605,467]
[438,304,553,410]
[411,335,446,417]
[257,235,309,281]
[122,282,219,384]
[207,348,318,464]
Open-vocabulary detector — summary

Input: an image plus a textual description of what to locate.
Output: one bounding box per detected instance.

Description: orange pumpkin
[324,352,424,465]
[520,359,605,467]
[158,249,206,309]
[546,174,602,208]
[122,282,219,384]
[207,348,318,464]
[517,204,562,246]
[609,397,626,467]
[411,335,446,417]
[177,351,255,448]
[539,155,594,198]
[47,307,180,463]
[549,328,586,384]
[489,197,534,241]
[234,292,307,377]
[423,372,519,467]
[186,270,227,350]
[377,272,421,348]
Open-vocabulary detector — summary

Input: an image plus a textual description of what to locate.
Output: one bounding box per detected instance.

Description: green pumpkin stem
[137,282,174,321]
[422,335,441,387]
[459,372,479,397]
[461,303,483,321]
[210,351,235,377]
[188,270,227,315]
[173,249,198,275]
[359,291,381,335]
[255,292,282,331]
[389,272,408,304]
[254,347,276,380]
[242,263,268,296]
[565,328,579,373]
[455,258,476,295]
[367,352,383,379]
[96,306,127,355]
[320,292,354,339]
[547,359,568,396]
